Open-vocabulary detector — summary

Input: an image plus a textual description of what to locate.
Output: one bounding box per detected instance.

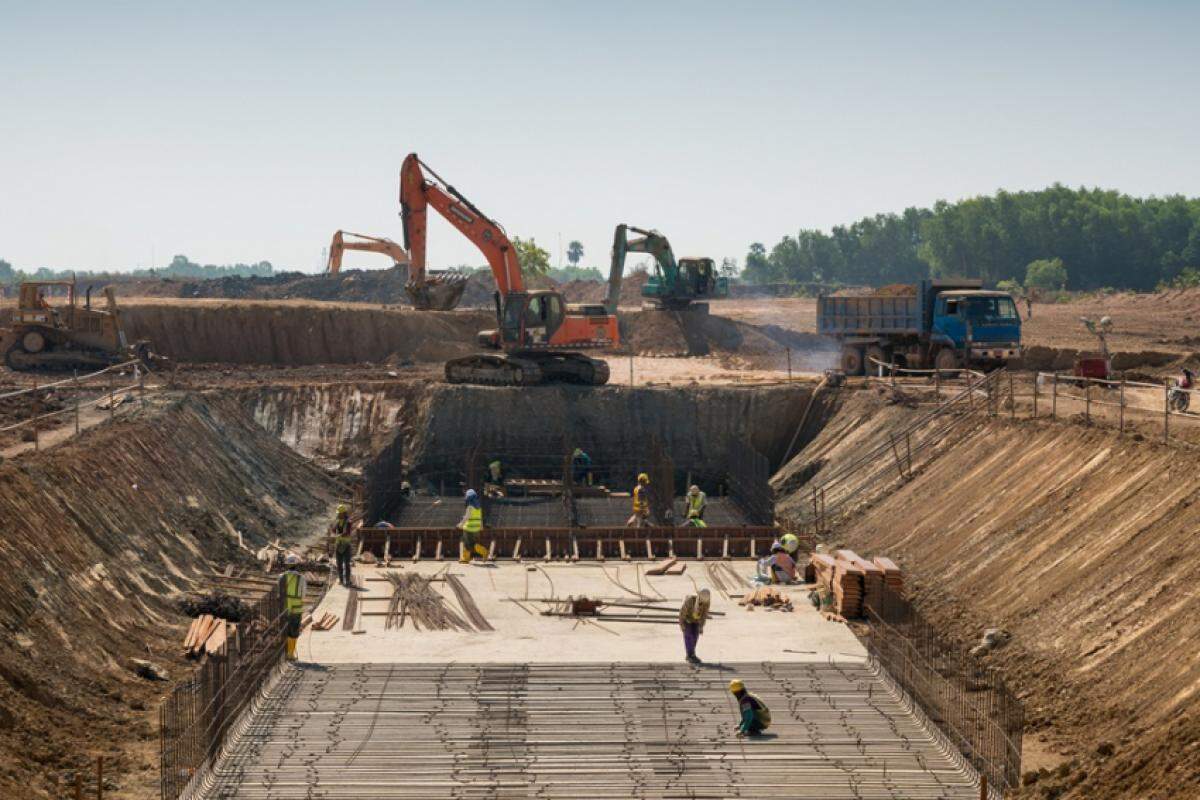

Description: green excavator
[607,224,729,312]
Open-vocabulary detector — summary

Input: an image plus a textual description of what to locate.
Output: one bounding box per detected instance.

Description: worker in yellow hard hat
[780,532,800,558]
[279,553,306,662]
[729,679,771,736]
[333,504,353,587]
[682,484,707,527]
[626,473,650,527]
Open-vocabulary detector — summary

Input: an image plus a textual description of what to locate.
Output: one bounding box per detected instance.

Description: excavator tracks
[445,352,609,387]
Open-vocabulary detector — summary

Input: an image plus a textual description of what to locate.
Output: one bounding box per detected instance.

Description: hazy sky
[2,1,1198,273]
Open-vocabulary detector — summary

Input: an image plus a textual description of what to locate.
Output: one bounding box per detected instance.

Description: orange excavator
[400,153,619,385]
[325,229,467,311]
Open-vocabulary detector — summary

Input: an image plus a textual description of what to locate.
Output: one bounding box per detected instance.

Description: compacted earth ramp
[196,662,981,800]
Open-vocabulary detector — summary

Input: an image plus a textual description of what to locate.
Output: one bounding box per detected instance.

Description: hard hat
[770,540,784,552]
[284,553,301,566]
[697,588,711,603]
[465,489,478,500]
[781,533,800,552]
[729,679,744,694]
[336,504,348,515]
[638,473,649,484]
[688,485,700,495]
[572,447,583,457]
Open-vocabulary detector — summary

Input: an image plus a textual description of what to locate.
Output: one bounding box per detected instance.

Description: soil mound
[0,395,337,798]
[559,272,648,307]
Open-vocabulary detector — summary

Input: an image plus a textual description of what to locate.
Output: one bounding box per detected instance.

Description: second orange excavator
[325,230,468,311]
[400,153,619,385]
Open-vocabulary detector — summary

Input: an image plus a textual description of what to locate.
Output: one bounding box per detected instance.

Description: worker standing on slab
[684,485,707,526]
[458,489,489,564]
[279,554,306,662]
[678,588,711,664]
[730,679,771,736]
[626,473,651,527]
[571,447,592,485]
[333,504,353,587]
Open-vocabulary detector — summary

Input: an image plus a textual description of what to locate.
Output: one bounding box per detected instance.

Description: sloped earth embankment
[779,390,1200,800]
[0,395,339,800]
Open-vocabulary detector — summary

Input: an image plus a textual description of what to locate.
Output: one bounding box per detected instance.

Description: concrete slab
[301,561,864,665]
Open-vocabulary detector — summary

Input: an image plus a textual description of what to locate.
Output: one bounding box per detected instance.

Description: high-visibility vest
[687,492,705,517]
[740,692,772,726]
[334,517,352,552]
[632,485,648,513]
[463,505,483,533]
[283,571,304,614]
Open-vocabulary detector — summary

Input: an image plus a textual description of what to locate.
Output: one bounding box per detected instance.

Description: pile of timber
[182,614,236,659]
[310,611,340,631]
[740,585,793,611]
[645,557,687,576]
[809,552,903,618]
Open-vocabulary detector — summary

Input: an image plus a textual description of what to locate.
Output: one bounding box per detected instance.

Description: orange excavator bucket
[405,271,468,311]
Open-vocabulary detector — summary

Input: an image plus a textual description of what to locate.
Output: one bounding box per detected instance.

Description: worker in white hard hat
[683,484,707,527]
[279,553,306,661]
[626,473,651,528]
[333,504,353,587]
[678,588,712,664]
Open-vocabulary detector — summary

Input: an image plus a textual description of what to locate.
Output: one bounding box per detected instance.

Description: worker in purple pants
[678,589,711,664]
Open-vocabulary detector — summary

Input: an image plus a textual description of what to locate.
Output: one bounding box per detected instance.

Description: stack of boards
[808,550,903,618]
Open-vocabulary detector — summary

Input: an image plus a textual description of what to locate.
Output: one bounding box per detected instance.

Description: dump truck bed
[817,295,922,337]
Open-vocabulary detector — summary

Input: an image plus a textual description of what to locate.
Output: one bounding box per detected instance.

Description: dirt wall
[0,395,338,799]
[786,396,1200,800]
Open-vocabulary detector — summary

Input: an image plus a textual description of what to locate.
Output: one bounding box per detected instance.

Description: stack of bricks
[873,557,904,594]
[809,551,903,618]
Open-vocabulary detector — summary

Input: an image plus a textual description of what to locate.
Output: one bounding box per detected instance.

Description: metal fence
[160,588,286,800]
[865,587,1024,797]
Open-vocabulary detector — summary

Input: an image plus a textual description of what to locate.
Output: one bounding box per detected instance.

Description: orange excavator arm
[399,153,523,296]
[326,230,410,274]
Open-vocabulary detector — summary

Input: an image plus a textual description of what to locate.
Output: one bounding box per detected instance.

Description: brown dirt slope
[0,395,338,799]
[785,397,1200,799]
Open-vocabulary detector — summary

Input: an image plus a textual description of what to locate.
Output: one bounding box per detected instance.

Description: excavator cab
[492,290,565,347]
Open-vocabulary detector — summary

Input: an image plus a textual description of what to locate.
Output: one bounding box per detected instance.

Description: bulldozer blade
[406,272,468,311]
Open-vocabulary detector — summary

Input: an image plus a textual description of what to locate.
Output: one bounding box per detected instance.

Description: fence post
[75,772,82,800]
[1008,372,1015,420]
[1032,373,1039,418]
[1119,381,1125,434]
[1052,373,1058,418]
[1164,382,1170,444]
[108,370,115,419]
[935,368,941,400]
[1085,379,1091,424]
[786,347,792,381]
[32,374,39,452]
[74,369,81,435]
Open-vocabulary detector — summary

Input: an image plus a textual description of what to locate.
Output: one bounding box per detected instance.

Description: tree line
[0,254,276,284]
[743,185,1200,291]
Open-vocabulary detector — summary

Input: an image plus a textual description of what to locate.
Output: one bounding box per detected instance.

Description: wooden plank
[595,540,605,562]
[383,534,392,564]
[182,617,202,651]
[619,540,627,561]
[487,540,497,562]
[513,537,522,562]
[723,535,730,560]
[668,538,675,558]
[696,538,703,560]
[645,539,653,560]
[544,536,552,562]
[571,539,580,562]
[646,557,678,576]
[412,536,421,563]
[435,539,443,561]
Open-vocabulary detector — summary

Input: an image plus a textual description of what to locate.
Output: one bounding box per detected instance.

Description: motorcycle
[1168,369,1195,413]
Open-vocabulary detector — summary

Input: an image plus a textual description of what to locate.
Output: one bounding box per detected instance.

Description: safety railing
[0,359,146,451]
[160,588,286,800]
[865,587,1024,797]
[865,355,987,401]
[1028,371,1194,444]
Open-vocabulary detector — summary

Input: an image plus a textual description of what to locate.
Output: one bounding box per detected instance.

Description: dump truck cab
[930,290,1022,364]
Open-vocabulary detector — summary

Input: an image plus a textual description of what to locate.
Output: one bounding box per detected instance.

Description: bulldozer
[1,279,157,371]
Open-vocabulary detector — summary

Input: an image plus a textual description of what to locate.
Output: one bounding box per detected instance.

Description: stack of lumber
[739,586,793,611]
[808,552,904,618]
[182,614,237,658]
[645,558,687,576]
[308,612,340,631]
[873,557,904,594]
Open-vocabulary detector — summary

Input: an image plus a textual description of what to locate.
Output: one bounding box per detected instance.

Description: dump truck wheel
[21,331,45,354]
[865,345,888,374]
[934,348,961,374]
[840,346,864,376]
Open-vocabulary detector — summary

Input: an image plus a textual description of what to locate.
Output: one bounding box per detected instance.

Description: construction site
[2,249,1200,800]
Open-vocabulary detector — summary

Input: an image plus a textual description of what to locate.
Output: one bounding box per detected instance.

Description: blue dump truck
[817,279,1021,375]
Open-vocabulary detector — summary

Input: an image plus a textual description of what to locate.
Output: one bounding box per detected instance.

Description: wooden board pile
[809,552,904,618]
[182,614,237,659]
[309,611,340,631]
[739,585,793,611]
[646,557,687,576]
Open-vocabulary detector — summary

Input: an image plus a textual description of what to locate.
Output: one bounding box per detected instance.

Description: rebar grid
[194,662,986,799]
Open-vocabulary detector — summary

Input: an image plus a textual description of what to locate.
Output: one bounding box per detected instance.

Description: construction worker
[759,541,797,584]
[333,504,353,587]
[626,473,650,527]
[458,489,489,564]
[729,679,771,736]
[571,448,592,485]
[678,588,711,664]
[684,485,707,525]
[279,554,306,662]
[488,459,503,485]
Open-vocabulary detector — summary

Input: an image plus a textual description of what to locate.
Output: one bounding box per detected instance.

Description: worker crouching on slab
[279,554,306,662]
[458,489,489,564]
[678,588,711,664]
[729,679,771,737]
[333,504,353,587]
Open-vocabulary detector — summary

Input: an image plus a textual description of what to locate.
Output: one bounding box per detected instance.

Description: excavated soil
[0,395,338,800]
[779,390,1200,800]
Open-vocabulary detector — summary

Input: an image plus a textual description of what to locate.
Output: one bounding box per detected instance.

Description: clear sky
[2,1,1198,273]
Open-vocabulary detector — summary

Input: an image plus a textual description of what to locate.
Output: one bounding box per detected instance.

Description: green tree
[1025,258,1067,290]
[743,243,770,284]
[512,236,551,276]
[566,240,584,267]
[0,259,13,283]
